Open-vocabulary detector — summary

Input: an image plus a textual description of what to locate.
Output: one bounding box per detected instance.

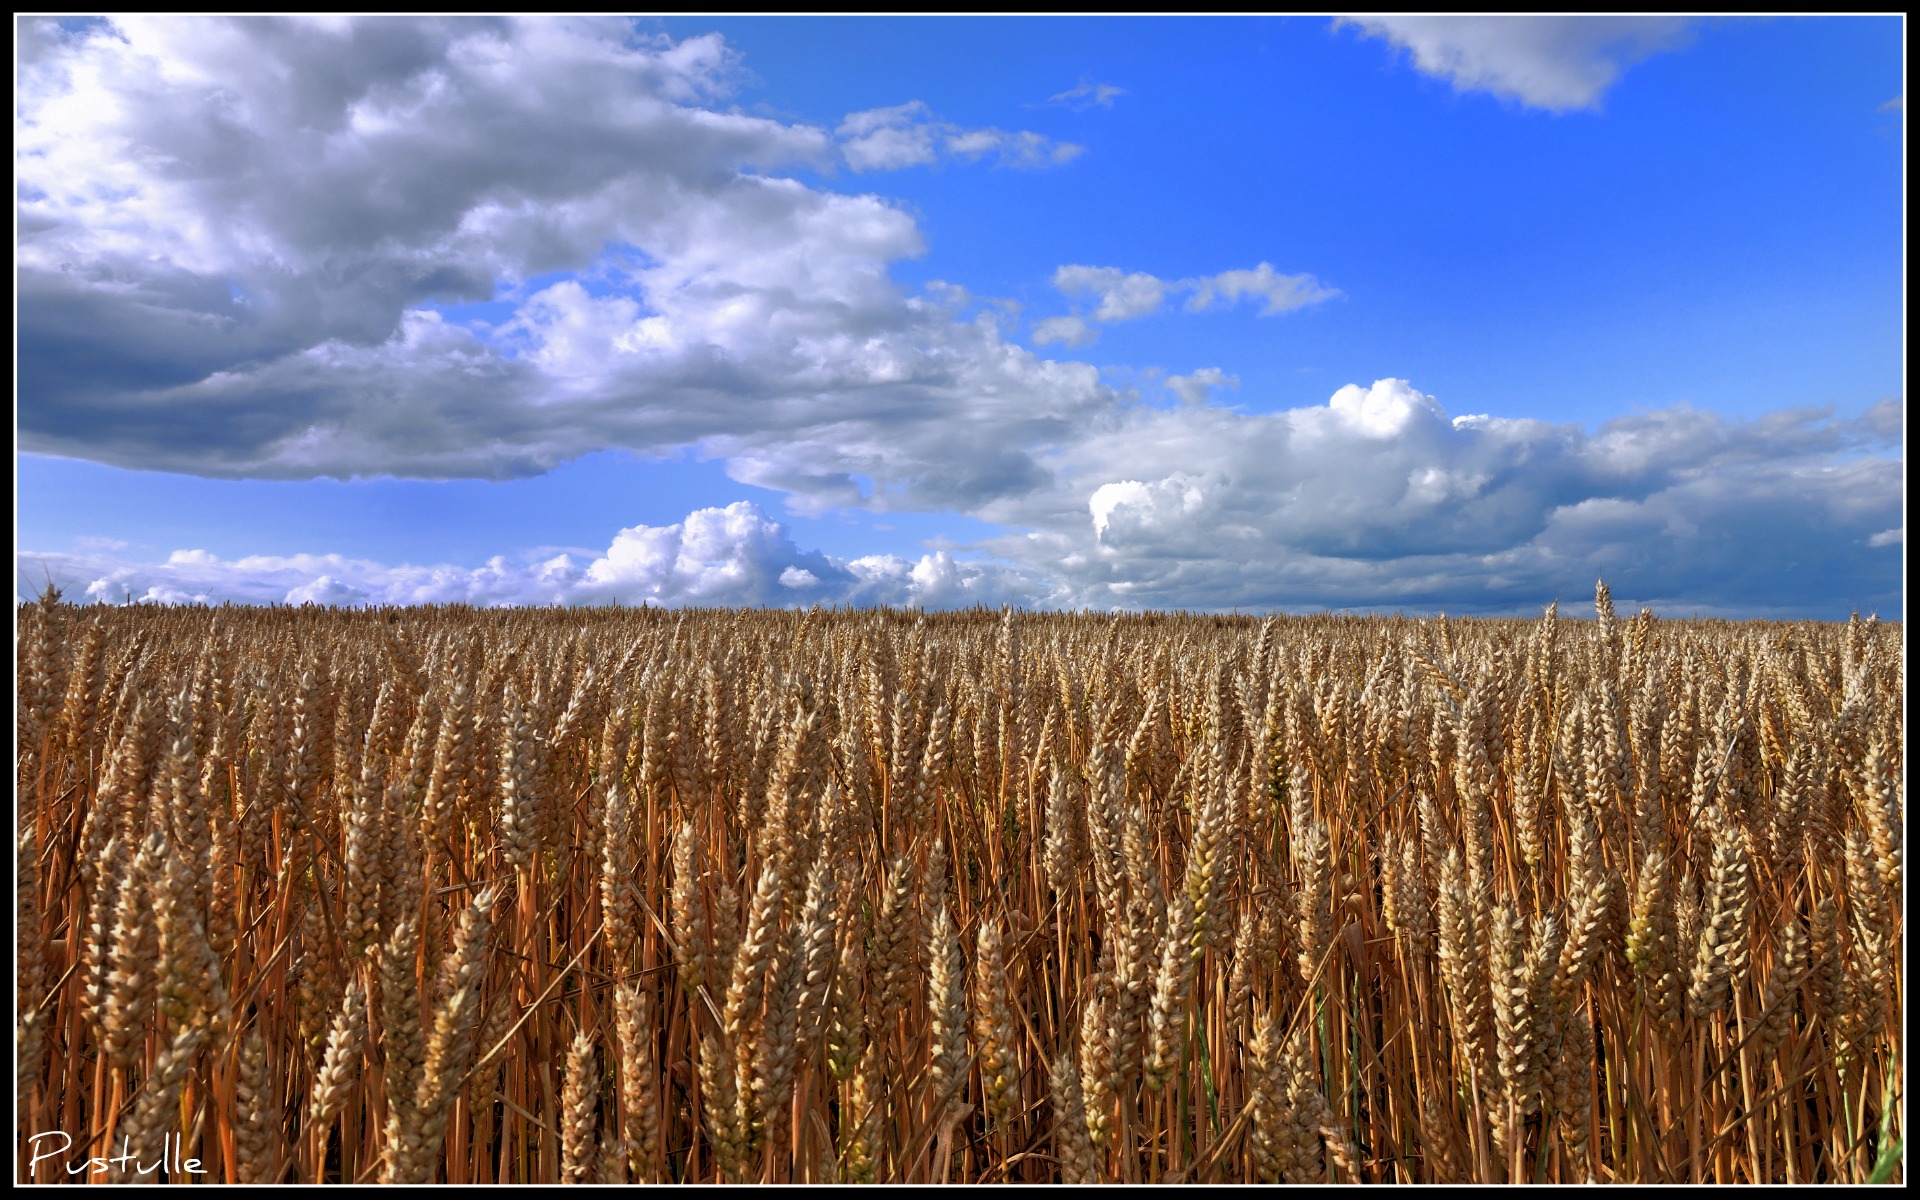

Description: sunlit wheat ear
[839,1044,882,1184]
[872,852,917,1022]
[100,829,162,1067]
[1552,1004,1596,1183]
[1245,1006,1294,1184]
[670,819,714,1002]
[1488,903,1529,1152]
[698,1032,748,1182]
[388,884,498,1183]
[1041,762,1084,898]
[724,859,785,1152]
[1554,813,1613,1009]
[926,899,970,1122]
[792,854,840,1059]
[613,981,662,1183]
[972,913,1021,1123]
[1284,1023,1359,1182]
[376,910,425,1143]
[1625,847,1682,1025]
[111,1024,209,1183]
[1290,815,1333,987]
[748,921,802,1145]
[561,1031,599,1184]
[1755,915,1808,1058]
[1687,809,1752,1018]
[1077,970,1117,1145]
[1143,888,1196,1093]
[1049,1050,1098,1184]
[600,776,638,970]
[1857,728,1902,900]
[1437,847,1494,1085]
[496,686,541,877]
[1380,828,1427,957]
[308,974,369,1133]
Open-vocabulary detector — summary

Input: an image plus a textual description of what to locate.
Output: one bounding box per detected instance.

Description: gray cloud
[1031,315,1097,348]
[975,382,1904,616]
[13,19,802,461]
[19,16,1107,515]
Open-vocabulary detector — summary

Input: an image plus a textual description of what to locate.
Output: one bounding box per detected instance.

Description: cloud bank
[23,502,1042,611]
[975,381,1902,616]
[26,384,1903,618]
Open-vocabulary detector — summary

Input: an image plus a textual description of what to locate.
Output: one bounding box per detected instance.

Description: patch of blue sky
[660,16,1899,430]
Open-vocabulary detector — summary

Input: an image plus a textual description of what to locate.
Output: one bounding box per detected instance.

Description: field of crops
[14,588,1904,1183]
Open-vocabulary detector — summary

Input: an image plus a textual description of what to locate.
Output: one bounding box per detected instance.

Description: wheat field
[14,586,1904,1183]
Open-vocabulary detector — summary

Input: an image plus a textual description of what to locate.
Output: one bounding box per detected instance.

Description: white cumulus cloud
[22,502,1047,611]
[1327,378,1449,438]
[1052,266,1168,322]
[972,384,1903,617]
[1183,263,1341,316]
[1337,15,1697,112]
[1089,475,1209,545]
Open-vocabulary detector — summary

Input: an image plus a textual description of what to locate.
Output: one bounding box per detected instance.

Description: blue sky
[15,16,1905,615]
